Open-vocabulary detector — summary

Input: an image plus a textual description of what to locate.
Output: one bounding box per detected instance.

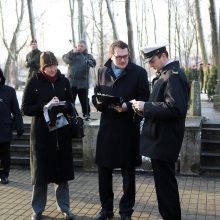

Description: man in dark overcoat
[0,68,23,184]
[132,45,189,220]
[92,40,150,220]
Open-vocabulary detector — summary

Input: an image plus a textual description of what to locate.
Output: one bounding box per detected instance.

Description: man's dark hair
[157,51,169,59]
[30,39,37,45]
[109,40,129,55]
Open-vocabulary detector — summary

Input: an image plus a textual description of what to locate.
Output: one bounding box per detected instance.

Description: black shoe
[95,210,114,220]
[83,114,90,121]
[1,176,9,184]
[62,210,74,219]
[120,215,132,220]
[31,213,42,220]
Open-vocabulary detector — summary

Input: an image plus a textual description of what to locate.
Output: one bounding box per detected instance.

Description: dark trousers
[71,87,90,117]
[98,166,135,217]
[0,142,10,178]
[32,182,70,214]
[151,159,181,220]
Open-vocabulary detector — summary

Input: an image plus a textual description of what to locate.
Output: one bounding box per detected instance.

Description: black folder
[96,94,123,106]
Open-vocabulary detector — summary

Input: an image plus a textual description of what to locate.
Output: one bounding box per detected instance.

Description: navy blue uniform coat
[140,61,189,162]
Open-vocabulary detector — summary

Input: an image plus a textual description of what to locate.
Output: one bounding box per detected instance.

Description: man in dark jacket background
[0,68,23,184]
[92,40,150,220]
[132,45,189,220]
[24,39,41,82]
[62,40,96,120]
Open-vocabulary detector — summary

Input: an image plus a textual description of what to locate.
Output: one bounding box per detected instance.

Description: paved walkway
[0,170,220,220]
[1,93,220,220]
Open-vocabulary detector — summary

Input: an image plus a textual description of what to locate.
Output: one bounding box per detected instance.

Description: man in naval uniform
[132,45,189,220]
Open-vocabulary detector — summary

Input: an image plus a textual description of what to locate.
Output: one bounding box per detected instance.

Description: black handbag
[68,110,85,138]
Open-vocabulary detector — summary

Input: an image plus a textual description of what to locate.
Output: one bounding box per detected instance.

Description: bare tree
[78,0,86,41]
[89,0,105,66]
[86,0,96,54]
[208,0,218,67]
[0,0,26,88]
[181,0,195,68]
[194,0,208,93]
[105,0,118,41]
[168,0,171,56]
[150,0,157,44]
[98,0,104,66]
[194,0,208,65]
[173,1,182,64]
[69,0,76,45]
[27,0,36,40]
[125,0,135,61]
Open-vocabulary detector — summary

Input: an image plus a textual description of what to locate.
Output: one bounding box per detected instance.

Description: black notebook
[96,94,123,106]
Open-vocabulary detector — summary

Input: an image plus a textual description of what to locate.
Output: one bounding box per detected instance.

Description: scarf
[41,71,57,83]
[111,62,124,78]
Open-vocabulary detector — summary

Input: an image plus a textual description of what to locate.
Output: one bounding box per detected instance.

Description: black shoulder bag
[67,109,85,138]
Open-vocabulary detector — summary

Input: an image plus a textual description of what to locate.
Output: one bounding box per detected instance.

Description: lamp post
[213,8,220,109]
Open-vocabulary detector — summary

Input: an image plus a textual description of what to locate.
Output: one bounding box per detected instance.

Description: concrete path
[0,170,220,220]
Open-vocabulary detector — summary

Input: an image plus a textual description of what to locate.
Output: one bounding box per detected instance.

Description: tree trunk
[27,0,36,40]
[78,0,86,40]
[125,0,135,62]
[194,0,208,65]
[208,0,218,67]
[194,0,208,93]
[168,0,171,56]
[99,0,104,66]
[150,0,157,44]
[69,0,76,46]
[105,0,118,41]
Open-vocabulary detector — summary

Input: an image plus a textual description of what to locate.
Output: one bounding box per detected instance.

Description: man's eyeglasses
[113,54,129,61]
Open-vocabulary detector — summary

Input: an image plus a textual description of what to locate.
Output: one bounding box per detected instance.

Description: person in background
[62,40,96,120]
[198,63,204,93]
[92,40,150,220]
[0,68,24,184]
[25,39,41,82]
[132,45,189,220]
[22,51,75,220]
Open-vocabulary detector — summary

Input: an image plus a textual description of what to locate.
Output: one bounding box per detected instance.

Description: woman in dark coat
[92,41,150,220]
[0,68,23,184]
[22,51,74,220]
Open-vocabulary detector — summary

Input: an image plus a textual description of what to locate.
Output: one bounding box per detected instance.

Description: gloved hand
[17,130,24,138]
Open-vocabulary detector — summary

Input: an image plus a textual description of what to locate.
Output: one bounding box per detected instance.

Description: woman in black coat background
[0,68,23,184]
[22,51,74,220]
